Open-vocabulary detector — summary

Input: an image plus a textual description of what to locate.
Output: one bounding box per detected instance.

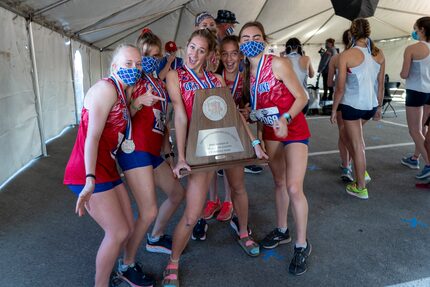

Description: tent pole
[68,40,79,125]
[372,16,410,35]
[33,0,73,16]
[254,0,268,21]
[28,21,48,156]
[174,6,186,42]
[377,6,428,17]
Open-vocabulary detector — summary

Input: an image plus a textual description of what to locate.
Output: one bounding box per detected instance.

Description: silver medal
[249,110,257,122]
[121,139,135,154]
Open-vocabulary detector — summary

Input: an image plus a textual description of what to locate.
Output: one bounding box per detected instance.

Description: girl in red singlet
[239,21,312,276]
[161,29,267,287]
[63,44,155,287]
[115,29,185,286]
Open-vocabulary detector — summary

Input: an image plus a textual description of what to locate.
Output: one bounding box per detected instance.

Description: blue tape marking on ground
[401,218,428,228]
[370,136,381,141]
[307,164,321,171]
[376,124,383,129]
[261,249,285,262]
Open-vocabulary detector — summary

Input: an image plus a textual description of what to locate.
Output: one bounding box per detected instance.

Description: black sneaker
[260,228,292,249]
[191,218,208,241]
[289,240,312,276]
[118,261,155,287]
[229,215,252,236]
[146,234,172,254]
[217,169,224,176]
[244,165,263,174]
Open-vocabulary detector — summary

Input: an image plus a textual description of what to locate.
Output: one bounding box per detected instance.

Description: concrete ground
[1,101,429,287]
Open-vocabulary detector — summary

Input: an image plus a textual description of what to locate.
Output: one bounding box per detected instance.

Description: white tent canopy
[0,0,429,187]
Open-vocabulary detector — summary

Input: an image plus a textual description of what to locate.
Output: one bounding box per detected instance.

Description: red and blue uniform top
[223,71,243,107]
[177,66,223,122]
[250,55,310,141]
[64,78,128,185]
[131,75,168,156]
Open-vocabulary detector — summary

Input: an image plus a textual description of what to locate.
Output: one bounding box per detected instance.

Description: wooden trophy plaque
[182,87,263,175]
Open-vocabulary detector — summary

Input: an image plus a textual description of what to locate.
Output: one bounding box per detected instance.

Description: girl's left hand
[273,117,288,138]
[254,144,269,160]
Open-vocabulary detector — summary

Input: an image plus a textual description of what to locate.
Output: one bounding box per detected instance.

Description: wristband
[165,152,175,159]
[86,174,96,180]
[282,112,292,124]
[251,139,261,147]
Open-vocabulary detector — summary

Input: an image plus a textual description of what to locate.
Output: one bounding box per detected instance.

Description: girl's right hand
[136,85,166,107]
[173,159,191,178]
[75,179,95,217]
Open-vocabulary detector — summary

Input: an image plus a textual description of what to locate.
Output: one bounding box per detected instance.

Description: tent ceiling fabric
[4,0,430,49]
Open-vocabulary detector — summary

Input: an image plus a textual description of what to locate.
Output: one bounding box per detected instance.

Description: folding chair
[382,82,400,118]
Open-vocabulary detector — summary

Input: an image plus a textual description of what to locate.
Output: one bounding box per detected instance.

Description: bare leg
[406,106,429,164]
[151,161,185,237]
[122,166,157,265]
[87,185,132,287]
[344,119,366,188]
[284,143,309,245]
[225,166,248,235]
[265,140,289,228]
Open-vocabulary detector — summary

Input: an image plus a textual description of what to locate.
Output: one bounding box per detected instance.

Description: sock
[278,227,288,234]
[295,242,307,249]
[240,232,248,239]
[119,262,133,272]
[148,234,160,243]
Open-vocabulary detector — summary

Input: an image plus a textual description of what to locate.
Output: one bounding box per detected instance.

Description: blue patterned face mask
[226,26,235,36]
[116,67,141,86]
[240,41,265,58]
[141,56,158,74]
[411,31,419,41]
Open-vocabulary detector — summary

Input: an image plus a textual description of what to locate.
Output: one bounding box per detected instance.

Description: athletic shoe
[230,215,252,236]
[416,165,430,179]
[216,201,233,221]
[117,260,155,287]
[340,167,353,182]
[191,218,208,241]
[203,198,221,220]
[146,234,172,255]
[346,182,368,199]
[217,169,224,176]
[260,228,292,249]
[244,165,263,174]
[289,240,312,276]
[401,156,420,169]
[364,170,371,184]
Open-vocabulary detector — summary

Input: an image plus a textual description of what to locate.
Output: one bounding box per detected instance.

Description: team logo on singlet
[251,82,270,95]
[184,81,208,91]
[202,96,227,121]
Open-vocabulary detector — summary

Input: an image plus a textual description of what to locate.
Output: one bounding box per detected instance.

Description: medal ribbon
[223,70,240,98]
[251,54,265,110]
[184,64,215,89]
[144,74,168,115]
[110,75,133,154]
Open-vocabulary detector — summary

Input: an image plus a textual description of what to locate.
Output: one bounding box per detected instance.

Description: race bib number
[255,107,280,126]
[152,109,165,135]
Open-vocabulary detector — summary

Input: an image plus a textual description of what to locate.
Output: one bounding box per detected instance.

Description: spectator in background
[157,41,183,81]
[195,11,217,35]
[318,38,337,101]
[215,9,239,42]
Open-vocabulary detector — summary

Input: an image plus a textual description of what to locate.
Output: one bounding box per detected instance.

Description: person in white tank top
[400,16,430,181]
[330,18,385,200]
[284,38,315,115]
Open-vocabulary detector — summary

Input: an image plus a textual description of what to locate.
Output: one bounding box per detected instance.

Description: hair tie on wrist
[251,139,261,147]
[86,174,96,180]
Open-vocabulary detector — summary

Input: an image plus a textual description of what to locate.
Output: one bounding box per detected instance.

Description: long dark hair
[416,17,430,41]
[215,35,240,74]
[238,21,268,107]
[285,37,303,56]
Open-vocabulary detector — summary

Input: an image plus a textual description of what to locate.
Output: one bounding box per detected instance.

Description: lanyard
[143,74,167,115]
[251,54,265,110]
[110,75,134,154]
[222,70,240,98]
[184,64,215,89]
